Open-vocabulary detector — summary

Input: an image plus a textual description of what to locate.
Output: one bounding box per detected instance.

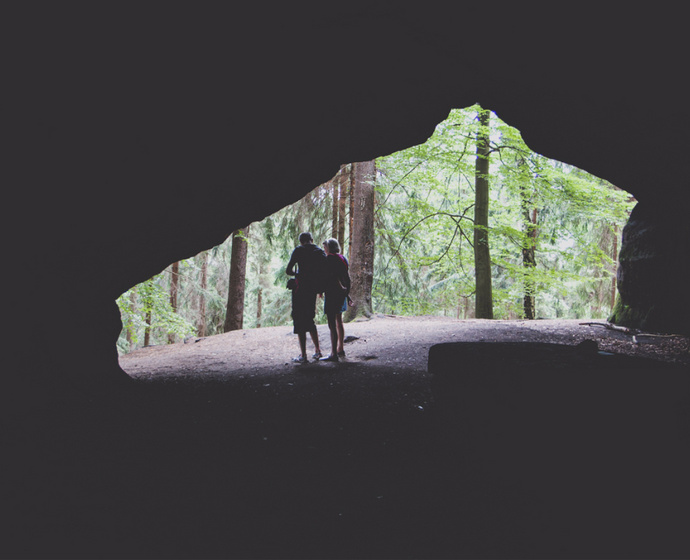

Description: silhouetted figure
[286,232,326,362]
[320,238,352,362]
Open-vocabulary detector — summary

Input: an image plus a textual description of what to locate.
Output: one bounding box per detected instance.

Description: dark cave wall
[610,201,690,334]
[6,5,689,393]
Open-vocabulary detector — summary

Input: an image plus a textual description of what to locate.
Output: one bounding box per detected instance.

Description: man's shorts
[291,288,317,334]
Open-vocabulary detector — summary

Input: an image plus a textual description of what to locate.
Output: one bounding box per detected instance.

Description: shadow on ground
[5,336,690,559]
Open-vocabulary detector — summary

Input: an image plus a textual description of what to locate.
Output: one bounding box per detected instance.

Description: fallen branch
[579,322,686,339]
[579,321,636,335]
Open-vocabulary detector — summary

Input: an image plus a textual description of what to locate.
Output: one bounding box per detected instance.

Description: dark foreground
[5,341,690,559]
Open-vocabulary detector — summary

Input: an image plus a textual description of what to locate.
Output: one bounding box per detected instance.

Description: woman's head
[324,238,340,254]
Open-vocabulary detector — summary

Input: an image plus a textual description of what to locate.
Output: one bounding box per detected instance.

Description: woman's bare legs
[322,312,340,361]
[335,314,345,356]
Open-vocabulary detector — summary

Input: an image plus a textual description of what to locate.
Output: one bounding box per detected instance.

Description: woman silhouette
[320,238,353,361]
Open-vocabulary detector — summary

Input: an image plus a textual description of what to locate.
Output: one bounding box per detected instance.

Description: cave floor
[7,317,690,559]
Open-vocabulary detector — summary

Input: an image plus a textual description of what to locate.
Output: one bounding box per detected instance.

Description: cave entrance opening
[115,105,636,365]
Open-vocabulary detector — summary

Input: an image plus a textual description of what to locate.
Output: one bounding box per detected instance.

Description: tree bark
[224,226,250,332]
[168,261,180,343]
[473,108,493,319]
[345,160,376,321]
[611,224,618,311]
[127,289,136,351]
[521,207,537,319]
[331,178,339,239]
[144,308,152,347]
[256,287,262,328]
[518,162,538,320]
[337,164,348,250]
[349,164,355,261]
[197,251,208,337]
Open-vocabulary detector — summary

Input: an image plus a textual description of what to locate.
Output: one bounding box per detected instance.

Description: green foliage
[373,104,634,320]
[116,273,197,353]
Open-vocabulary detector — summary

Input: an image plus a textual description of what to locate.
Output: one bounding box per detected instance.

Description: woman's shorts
[324,291,347,317]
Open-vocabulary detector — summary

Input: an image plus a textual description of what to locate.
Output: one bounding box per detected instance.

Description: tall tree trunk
[331,178,339,239]
[127,288,136,351]
[197,251,208,337]
[144,308,152,347]
[168,261,179,343]
[345,160,376,321]
[473,108,493,319]
[349,164,355,261]
[337,164,348,250]
[518,162,538,320]
[521,207,538,319]
[224,226,250,332]
[256,287,262,328]
[255,257,264,329]
[611,224,618,311]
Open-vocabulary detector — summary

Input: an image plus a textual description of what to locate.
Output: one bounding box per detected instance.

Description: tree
[473,107,493,319]
[520,197,538,320]
[345,160,376,321]
[370,105,634,321]
[124,289,136,351]
[197,251,208,337]
[337,164,348,250]
[168,261,180,343]
[330,176,338,239]
[224,226,250,332]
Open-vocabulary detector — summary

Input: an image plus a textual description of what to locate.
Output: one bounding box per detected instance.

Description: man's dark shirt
[286,243,327,292]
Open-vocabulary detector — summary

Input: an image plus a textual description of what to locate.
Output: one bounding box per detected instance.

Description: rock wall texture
[610,201,690,334]
[5,5,689,394]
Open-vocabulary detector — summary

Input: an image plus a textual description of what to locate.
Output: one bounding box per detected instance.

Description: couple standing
[286,232,353,363]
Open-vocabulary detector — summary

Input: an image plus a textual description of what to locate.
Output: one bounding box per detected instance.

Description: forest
[116,105,635,354]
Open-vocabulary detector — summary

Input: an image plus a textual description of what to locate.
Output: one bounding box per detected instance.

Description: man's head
[299,232,313,245]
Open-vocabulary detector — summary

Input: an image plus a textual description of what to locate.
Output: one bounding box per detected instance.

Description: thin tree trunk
[522,207,537,319]
[224,226,250,332]
[144,309,152,347]
[126,289,136,351]
[168,261,179,343]
[255,257,264,329]
[256,287,262,328]
[611,224,619,311]
[337,164,347,250]
[345,161,376,321]
[331,178,339,239]
[198,251,208,337]
[473,108,493,319]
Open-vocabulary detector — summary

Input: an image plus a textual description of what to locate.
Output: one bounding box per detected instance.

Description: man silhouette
[285,232,326,362]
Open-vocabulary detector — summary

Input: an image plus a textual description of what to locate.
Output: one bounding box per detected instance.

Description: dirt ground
[120,315,689,385]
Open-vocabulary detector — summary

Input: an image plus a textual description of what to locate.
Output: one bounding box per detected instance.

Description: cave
[5,5,689,559]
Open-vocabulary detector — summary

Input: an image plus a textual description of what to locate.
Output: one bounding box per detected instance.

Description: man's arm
[285,250,298,276]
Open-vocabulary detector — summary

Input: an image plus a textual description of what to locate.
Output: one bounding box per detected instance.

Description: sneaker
[292,355,308,363]
[312,352,323,360]
[320,355,339,362]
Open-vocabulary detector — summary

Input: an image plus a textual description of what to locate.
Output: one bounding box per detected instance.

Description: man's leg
[297,332,307,359]
[309,327,321,357]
